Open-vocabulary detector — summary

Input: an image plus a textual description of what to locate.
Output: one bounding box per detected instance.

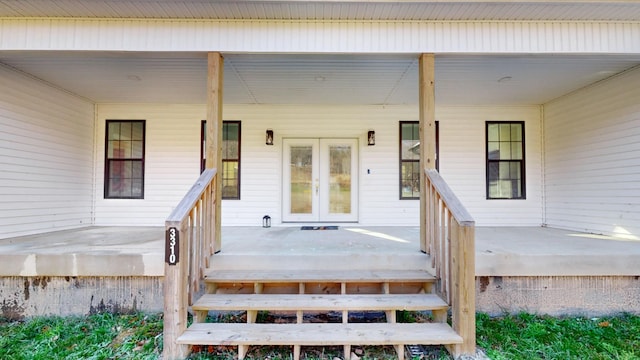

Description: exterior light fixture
[367,130,375,146]
[266,129,274,145]
[262,215,271,228]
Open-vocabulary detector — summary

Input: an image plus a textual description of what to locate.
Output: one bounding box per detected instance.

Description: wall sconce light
[367,130,375,146]
[262,215,271,228]
[266,129,274,145]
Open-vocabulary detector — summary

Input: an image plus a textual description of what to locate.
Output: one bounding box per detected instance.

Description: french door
[283,138,358,222]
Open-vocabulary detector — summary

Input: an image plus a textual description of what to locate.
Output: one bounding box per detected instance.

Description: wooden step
[209,253,430,272]
[192,293,448,312]
[204,269,435,283]
[177,322,463,346]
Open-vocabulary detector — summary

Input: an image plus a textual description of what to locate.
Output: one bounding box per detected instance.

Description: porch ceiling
[1,1,639,21]
[0,51,639,106]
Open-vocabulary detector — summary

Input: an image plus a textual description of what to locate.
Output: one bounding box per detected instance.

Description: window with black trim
[104,120,145,199]
[399,121,439,199]
[201,120,241,200]
[486,121,525,199]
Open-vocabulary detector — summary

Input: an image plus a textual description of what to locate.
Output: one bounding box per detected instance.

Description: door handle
[315,179,319,195]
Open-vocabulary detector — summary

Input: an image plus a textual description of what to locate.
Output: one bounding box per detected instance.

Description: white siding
[0,65,94,239]
[94,104,205,226]
[1,19,639,54]
[438,106,543,226]
[95,104,542,227]
[544,67,640,238]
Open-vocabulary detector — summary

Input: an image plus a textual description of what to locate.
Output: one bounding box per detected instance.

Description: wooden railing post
[449,220,476,357]
[163,169,217,360]
[163,223,190,360]
[424,169,476,358]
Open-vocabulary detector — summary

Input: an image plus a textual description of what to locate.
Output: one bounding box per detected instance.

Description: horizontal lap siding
[544,67,640,237]
[0,65,94,239]
[94,104,205,226]
[438,106,543,226]
[224,105,416,226]
[95,104,542,227]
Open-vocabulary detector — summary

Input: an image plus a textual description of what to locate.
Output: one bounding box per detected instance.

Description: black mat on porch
[300,226,339,230]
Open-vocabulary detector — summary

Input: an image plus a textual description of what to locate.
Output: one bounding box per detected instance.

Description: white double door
[283,138,358,222]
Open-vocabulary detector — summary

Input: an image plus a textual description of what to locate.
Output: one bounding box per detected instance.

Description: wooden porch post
[206,52,223,253]
[419,54,436,253]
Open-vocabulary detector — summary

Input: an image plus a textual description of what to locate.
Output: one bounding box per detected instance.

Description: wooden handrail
[166,169,216,225]
[164,168,217,360]
[425,169,474,226]
[424,168,476,357]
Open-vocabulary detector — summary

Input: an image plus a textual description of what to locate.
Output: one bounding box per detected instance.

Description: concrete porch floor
[1,226,639,277]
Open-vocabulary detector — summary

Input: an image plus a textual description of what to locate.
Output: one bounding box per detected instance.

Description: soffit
[0,1,639,21]
[0,52,638,106]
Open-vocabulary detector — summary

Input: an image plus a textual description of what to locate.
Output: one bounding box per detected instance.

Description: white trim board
[1,18,639,53]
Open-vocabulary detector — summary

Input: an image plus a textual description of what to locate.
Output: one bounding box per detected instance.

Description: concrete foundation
[476,275,640,317]
[0,276,163,320]
[4,274,639,320]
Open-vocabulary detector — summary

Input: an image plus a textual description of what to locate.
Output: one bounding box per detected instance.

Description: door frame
[282,137,359,223]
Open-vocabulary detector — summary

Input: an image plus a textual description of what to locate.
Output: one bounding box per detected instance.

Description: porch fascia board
[1,18,639,54]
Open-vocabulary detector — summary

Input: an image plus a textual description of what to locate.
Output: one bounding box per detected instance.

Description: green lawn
[0,313,162,360]
[1,312,639,359]
[477,313,640,360]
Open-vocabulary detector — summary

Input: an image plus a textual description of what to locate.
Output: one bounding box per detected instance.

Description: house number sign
[165,227,179,265]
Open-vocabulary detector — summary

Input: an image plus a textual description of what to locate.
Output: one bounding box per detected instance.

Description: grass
[0,312,162,360]
[477,312,640,360]
[1,312,639,359]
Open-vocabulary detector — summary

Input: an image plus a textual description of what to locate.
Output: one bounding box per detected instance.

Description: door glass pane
[329,145,351,214]
[290,146,313,214]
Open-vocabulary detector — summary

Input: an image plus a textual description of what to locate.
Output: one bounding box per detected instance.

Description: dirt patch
[1,299,25,321]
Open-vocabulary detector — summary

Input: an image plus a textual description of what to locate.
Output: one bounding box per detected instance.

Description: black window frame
[201,120,241,200]
[104,120,146,199]
[485,121,526,200]
[399,121,439,200]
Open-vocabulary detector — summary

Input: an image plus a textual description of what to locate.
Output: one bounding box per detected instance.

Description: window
[486,121,525,199]
[399,121,439,199]
[201,120,241,200]
[104,120,145,199]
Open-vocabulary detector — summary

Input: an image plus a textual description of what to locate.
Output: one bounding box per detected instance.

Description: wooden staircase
[163,168,476,360]
[178,269,462,360]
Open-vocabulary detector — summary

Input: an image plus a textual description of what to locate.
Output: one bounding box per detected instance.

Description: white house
[1,1,639,359]
[1,1,639,239]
